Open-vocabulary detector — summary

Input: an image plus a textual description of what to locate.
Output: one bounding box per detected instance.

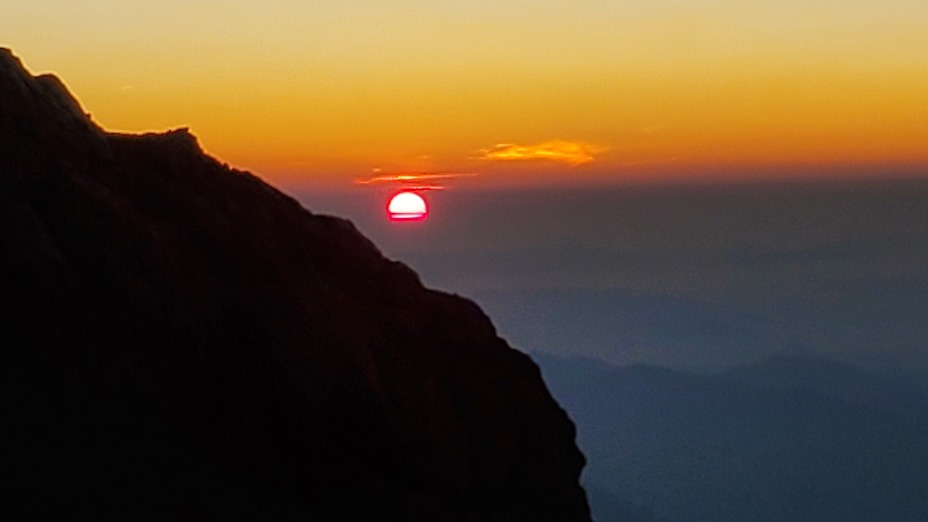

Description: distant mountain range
[533,353,928,522]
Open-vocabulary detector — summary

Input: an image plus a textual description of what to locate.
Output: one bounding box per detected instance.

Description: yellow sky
[4,1,927,188]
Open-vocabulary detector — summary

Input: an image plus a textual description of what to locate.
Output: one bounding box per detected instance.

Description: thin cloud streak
[477,140,601,166]
[354,171,479,187]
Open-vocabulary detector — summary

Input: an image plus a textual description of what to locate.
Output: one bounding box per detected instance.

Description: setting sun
[387,191,428,221]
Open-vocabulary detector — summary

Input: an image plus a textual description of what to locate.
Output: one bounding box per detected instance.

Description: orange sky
[4,1,927,189]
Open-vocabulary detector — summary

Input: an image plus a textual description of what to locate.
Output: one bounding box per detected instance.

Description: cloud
[476,140,600,166]
[354,171,478,187]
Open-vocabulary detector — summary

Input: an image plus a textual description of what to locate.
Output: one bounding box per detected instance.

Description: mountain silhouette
[0,49,590,521]
[534,352,928,522]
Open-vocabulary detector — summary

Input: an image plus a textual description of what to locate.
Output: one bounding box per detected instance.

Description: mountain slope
[0,49,590,521]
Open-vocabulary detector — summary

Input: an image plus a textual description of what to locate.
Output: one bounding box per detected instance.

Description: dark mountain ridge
[0,49,589,521]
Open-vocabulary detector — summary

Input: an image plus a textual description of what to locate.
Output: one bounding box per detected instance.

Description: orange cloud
[354,171,478,186]
[477,140,600,165]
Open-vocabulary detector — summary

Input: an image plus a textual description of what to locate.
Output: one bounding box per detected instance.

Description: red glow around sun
[387,191,428,221]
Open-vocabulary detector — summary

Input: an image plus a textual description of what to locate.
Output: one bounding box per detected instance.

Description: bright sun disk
[387,191,428,221]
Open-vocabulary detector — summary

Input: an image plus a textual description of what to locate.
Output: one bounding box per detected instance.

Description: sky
[4,1,928,189]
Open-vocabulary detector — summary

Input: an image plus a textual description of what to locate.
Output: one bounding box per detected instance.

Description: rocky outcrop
[1,49,590,521]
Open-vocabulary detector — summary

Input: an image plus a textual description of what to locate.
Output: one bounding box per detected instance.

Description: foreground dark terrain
[0,49,590,521]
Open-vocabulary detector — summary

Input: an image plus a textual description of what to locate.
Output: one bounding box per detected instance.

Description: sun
[387,191,428,221]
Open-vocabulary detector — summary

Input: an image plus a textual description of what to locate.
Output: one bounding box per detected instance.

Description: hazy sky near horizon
[297,179,928,373]
[4,1,928,188]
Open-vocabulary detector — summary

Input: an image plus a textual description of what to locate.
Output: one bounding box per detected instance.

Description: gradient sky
[4,1,927,188]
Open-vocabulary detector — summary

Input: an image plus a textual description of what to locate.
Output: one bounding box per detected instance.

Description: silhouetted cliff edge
[0,49,590,521]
